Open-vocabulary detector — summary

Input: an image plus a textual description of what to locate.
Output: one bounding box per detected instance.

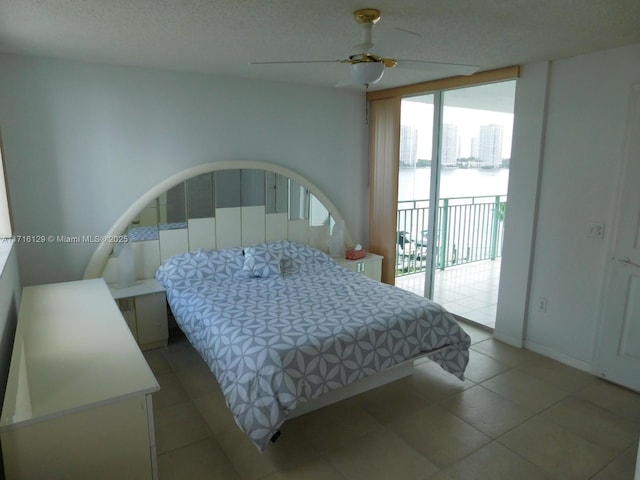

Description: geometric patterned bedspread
[156,241,470,452]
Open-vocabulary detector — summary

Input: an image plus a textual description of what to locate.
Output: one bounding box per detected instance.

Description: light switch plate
[587,222,604,239]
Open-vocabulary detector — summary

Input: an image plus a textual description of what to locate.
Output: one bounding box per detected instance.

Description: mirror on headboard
[90,163,347,284]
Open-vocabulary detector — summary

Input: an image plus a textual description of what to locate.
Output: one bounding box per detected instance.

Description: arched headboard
[83,161,354,281]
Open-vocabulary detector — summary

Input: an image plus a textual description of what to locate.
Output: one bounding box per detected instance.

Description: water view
[398,166,510,202]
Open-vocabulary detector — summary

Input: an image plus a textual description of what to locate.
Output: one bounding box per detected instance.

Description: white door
[596,83,640,392]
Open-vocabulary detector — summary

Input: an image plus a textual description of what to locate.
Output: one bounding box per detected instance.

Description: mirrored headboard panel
[83,161,353,281]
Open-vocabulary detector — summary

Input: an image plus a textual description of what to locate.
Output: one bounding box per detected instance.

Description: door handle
[617,257,640,268]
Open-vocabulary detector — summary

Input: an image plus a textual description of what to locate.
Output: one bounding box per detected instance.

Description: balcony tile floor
[396,259,502,329]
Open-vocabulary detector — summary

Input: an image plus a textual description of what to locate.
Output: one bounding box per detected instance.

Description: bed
[155,239,470,452]
[80,161,472,452]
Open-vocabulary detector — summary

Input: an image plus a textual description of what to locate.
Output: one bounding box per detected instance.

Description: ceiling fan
[250,8,480,87]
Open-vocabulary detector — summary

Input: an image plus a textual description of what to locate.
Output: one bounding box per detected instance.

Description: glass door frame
[422,91,442,299]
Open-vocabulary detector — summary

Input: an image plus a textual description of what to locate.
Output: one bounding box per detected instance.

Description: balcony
[395,195,506,329]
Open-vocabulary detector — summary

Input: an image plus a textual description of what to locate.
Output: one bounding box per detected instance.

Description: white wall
[0,54,369,286]
[497,42,640,369]
[495,61,549,347]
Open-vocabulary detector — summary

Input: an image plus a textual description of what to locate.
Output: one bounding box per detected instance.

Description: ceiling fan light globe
[351,62,384,85]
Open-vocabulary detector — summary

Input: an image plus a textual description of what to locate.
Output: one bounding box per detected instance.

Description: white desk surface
[0,278,159,430]
[108,278,165,299]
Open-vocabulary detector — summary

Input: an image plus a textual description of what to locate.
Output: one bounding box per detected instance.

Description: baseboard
[453,315,493,333]
[523,339,593,373]
[491,331,523,348]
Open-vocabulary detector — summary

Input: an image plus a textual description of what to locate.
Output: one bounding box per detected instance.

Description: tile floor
[146,325,640,480]
[396,259,502,328]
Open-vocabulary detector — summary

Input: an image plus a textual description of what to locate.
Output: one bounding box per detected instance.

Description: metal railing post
[439,199,448,270]
[490,195,501,260]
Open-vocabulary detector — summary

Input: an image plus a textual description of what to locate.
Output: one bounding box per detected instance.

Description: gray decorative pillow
[242,243,283,278]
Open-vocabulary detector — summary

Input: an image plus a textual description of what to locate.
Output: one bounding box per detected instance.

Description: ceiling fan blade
[391,27,421,38]
[250,60,342,65]
[395,60,480,76]
[381,58,398,68]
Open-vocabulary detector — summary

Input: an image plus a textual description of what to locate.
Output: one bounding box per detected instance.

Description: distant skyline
[401,100,514,160]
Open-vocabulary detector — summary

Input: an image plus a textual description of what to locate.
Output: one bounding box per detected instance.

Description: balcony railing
[397,195,507,276]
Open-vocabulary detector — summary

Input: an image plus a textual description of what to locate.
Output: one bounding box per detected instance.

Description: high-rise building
[470,137,479,160]
[400,125,418,167]
[478,124,503,168]
[441,124,459,166]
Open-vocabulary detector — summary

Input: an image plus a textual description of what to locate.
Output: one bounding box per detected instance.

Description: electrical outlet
[587,222,604,239]
[537,297,548,313]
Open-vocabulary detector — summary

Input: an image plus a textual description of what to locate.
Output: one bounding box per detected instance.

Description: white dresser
[0,278,160,480]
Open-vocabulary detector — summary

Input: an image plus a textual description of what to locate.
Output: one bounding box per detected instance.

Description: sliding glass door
[396,81,515,328]
[396,94,434,291]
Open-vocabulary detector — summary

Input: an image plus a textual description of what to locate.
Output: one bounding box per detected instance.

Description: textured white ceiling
[1,0,639,91]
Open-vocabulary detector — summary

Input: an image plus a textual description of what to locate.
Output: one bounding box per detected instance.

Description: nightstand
[334,253,383,282]
[109,279,168,351]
